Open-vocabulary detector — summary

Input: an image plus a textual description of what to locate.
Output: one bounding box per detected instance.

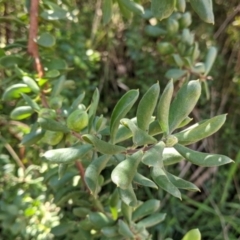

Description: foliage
[0,0,239,239]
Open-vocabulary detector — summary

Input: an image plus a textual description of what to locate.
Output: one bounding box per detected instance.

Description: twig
[27,0,44,78]
[75,160,88,190]
[214,4,240,39]
[0,135,25,169]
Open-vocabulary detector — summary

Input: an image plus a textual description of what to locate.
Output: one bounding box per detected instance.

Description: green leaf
[172,54,184,68]
[121,201,132,223]
[132,199,160,221]
[103,0,112,24]
[85,155,111,196]
[118,0,144,15]
[165,69,187,81]
[73,207,90,218]
[190,0,214,24]
[144,25,166,37]
[169,80,201,132]
[2,83,31,100]
[41,3,67,20]
[174,114,227,145]
[162,147,184,166]
[58,164,68,179]
[110,89,139,143]
[10,106,34,120]
[69,92,85,113]
[121,118,157,146]
[137,212,166,228]
[44,58,67,70]
[110,189,119,220]
[37,32,56,47]
[174,144,234,167]
[137,82,160,132]
[82,134,126,155]
[111,150,143,189]
[149,120,163,136]
[22,76,40,94]
[142,141,165,167]
[176,0,186,12]
[45,69,60,78]
[177,117,193,129]
[118,220,134,238]
[88,212,114,229]
[0,55,23,68]
[118,184,138,207]
[182,228,201,240]
[204,46,217,76]
[165,171,200,191]
[151,165,182,199]
[151,0,175,20]
[133,172,158,189]
[101,226,119,238]
[88,88,100,132]
[21,93,40,111]
[38,117,69,133]
[20,128,45,146]
[42,144,92,163]
[117,0,132,19]
[157,80,173,134]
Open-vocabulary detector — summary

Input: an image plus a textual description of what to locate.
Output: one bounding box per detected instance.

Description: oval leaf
[151,0,175,20]
[37,32,56,47]
[174,144,234,167]
[182,228,201,240]
[162,147,184,166]
[111,150,143,189]
[38,117,69,133]
[204,46,217,76]
[21,128,45,146]
[42,144,92,163]
[2,83,31,100]
[10,106,34,120]
[118,0,144,15]
[137,213,166,228]
[103,0,112,24]
[165,69,187,81]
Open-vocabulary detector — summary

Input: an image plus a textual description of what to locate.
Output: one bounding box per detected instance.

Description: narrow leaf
[121,118,157,146]
[88,88,100,132]
[85,155,111,196]
[21,128,45,146]
[22,76,40,94]
[10,106,34,120]
[2,83,31,100]
[190,0,214,24]
[162,147,184,166]
[151,165,182,199]
[137,213,166,228]
[110,89,139,143]
[174,114,227,145]
[21,93,40,111]
[165,171,200,192]
[169,80,201,133]
[103,0,112,24]
[118,220,134,238]
[38,117,69,133]
[133,172,158,189]
[137,82,160,132]
[204,46,217,76]
[132,199,160,221]
[174,144,234,167]
[157,80,173,134]
[82,134,126,155]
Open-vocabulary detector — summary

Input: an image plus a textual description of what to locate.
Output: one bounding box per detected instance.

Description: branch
[27,0,44,78]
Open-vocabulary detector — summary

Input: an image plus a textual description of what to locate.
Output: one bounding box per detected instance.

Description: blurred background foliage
[0,0,240,239]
